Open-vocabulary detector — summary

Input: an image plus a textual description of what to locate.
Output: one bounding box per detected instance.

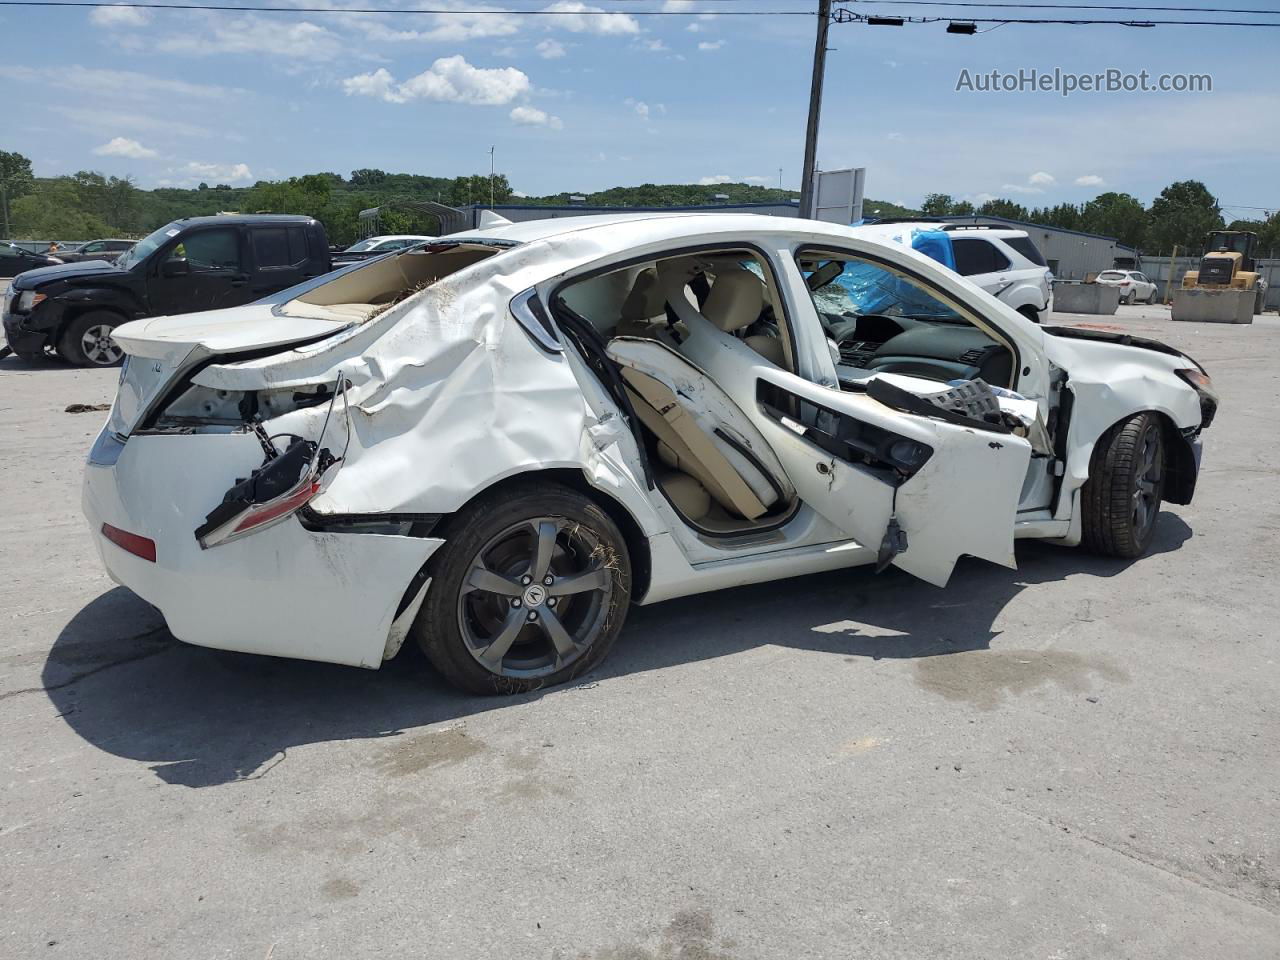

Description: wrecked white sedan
[83,213,1216,693]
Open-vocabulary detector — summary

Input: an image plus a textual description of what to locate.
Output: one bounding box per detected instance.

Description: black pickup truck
[3,215,330,366]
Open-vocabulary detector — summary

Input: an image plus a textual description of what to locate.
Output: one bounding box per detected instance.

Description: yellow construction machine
[1181,230,1268,314]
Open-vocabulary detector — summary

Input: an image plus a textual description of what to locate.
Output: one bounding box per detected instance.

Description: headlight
[1175,368,1218,429]
[17,290,46,313]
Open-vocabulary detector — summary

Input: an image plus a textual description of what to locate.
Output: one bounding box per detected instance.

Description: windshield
[1098,271,1125,280]
[117,222,181,269]
[344,238,382,252]
[808,258,965,322]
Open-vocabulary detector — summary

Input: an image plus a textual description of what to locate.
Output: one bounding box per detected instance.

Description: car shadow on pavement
[43,513,1192,788]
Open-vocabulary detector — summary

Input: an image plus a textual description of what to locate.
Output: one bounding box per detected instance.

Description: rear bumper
[82,428,442,668]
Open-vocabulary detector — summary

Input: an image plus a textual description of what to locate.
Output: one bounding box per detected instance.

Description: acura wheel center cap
[524,584,547,607]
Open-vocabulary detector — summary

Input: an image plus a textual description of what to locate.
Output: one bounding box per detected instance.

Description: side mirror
[162,257,190,278]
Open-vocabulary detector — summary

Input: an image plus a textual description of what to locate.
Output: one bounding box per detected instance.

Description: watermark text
[956,68,1212,97]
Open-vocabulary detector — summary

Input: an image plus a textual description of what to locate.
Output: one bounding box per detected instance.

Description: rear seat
[606,337,793,521]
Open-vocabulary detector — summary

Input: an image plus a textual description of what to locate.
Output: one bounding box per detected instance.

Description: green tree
[950,200,974,216]
[920,193,955,217]
[1080,192,1147,248]
[1,149,35,236]
[244,174,332,219]
[350,168,387,187]
[9,179,109,239]
[1147,180,1224,253]
[978,198,1029,221]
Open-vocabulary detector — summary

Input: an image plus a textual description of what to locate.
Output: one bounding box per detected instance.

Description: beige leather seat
[702,269,786,367]
[606,337,793,521]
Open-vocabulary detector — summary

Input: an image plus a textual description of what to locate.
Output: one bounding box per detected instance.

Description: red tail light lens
[101,523,157,562]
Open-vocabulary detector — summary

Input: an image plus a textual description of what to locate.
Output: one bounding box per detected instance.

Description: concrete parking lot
[2,303,1278,958]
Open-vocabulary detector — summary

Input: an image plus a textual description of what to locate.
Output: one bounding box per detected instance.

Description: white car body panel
[83,432,440,667]
[84,213,1209,669]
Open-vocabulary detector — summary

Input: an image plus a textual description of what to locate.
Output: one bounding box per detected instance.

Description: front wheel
[1081,412,1166,558]
[58,311,125,367]
[413,483,632,694]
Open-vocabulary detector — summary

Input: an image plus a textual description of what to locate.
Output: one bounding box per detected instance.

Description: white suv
[1096,269,1158,305]
[859,222,1054,323]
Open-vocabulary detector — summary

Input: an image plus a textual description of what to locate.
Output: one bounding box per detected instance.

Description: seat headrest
[704,270,764,333]
[620,267,664,322]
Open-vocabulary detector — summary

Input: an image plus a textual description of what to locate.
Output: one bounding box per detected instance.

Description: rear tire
[413,482,632,694]
[1081,413,1166,558]
[58,311,125,367]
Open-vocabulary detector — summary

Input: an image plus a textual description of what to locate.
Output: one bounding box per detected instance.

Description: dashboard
[823,312,1014,387]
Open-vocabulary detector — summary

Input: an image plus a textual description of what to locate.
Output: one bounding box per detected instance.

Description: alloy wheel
[1131,423,1163,542]
[457,516,614,680]
[81,324,123,366]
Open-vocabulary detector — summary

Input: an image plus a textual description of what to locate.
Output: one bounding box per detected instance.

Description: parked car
[84,213,1215,694]
[869,222,1055,323]
[56,238,137,264]
[1096,269,1159,304]
[331,235,435,267]
[0,242,62,278]
[3,215,330,366]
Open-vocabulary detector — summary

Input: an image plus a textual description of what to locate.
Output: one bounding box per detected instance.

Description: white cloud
[53,105,210,140]
[886,131,904,141]
[180,161,253,184]
[1028,171,1056,186]
[662,0,695,8]
[536,38,566,58]
[510,105,563,129]
[92,137,157,159]
[541,1,640,35]
[685,22,702,32]
[1000,183,1045,195]
[0,65,237,101]
[344,56,531,106]
[89,4,150,27]
[697,39,724,51]
[624,97,652,120]
[699,175,769,186]
[341,5,521,44]
[1076,174,1106,186]
[157,17,343,60]
[636,38,668,52]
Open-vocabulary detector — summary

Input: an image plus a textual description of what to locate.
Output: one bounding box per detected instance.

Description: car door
[77,241,106,262]
[147,226,249,316]
[642,248,1033,587]
[950,237,1014,300]
[247,225,315,299]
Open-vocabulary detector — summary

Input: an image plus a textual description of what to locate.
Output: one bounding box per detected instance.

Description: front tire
[413,482,632,694]
[58,311,125,367]
[1081,413,1166,558]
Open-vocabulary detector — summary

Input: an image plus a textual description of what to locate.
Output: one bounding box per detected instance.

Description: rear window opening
[278,242,508,324]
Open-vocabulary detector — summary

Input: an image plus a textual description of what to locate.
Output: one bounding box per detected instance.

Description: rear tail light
[101,523,157,562]
[194,374,349,549]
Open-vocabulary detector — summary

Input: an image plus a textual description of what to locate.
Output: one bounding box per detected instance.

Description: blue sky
[2,0,1278,216]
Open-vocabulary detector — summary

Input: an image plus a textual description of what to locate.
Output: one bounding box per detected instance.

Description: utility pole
[799,0,832,219]
[488,146,495,209]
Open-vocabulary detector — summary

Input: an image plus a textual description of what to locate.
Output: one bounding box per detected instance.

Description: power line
[834,6,1280,22]
[6,0,1279,23]
[844,0,1280,14]
[0,0,814,12]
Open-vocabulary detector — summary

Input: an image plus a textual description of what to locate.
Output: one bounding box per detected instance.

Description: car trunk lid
[107,304,354,437]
